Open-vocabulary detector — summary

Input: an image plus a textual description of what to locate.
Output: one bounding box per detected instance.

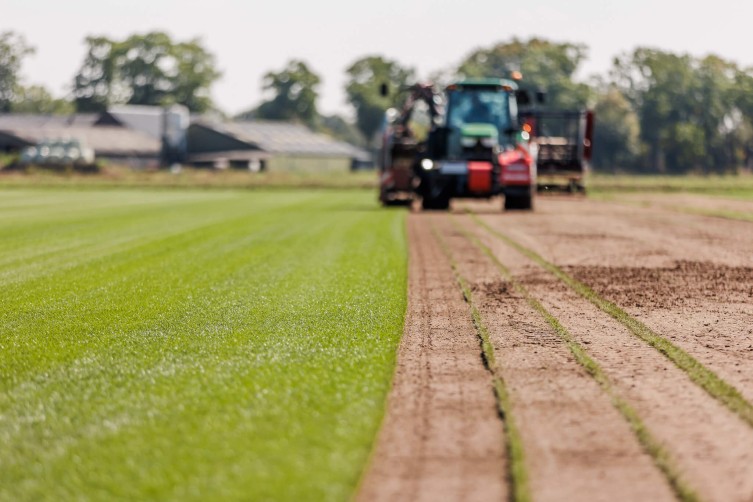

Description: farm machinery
[378,77,594,210]
[521,109,594,193]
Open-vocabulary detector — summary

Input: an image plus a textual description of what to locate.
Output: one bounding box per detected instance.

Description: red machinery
[379,78,594,210]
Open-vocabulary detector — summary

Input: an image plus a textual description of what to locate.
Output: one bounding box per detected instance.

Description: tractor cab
[442,79,518,161]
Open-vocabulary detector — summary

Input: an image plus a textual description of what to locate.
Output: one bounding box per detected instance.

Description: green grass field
[0,166,378,190]
[4,164,753,197]
[588,172,753,197]
[0,188,407,501]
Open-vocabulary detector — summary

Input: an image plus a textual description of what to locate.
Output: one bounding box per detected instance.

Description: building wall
[267,155,351,173]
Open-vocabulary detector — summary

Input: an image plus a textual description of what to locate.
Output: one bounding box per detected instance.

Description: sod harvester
[378,77,594,210]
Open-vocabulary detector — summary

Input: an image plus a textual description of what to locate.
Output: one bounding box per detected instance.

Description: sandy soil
[437,214,675,502]
[356,215,507,502]
[469,197,753,408]
[617,192,753,216]
[359,194,753,502]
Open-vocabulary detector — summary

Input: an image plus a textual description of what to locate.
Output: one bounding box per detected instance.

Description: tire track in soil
[606,193,753,223]
[433,215,678,502]
[356,213,507,502]
[467,197,753,408]
[431,220,531,502]
[463,204,753,502]
[567,261,753,407]
[469,212,753,429]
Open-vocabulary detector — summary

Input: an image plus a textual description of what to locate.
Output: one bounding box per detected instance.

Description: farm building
[0,109,370,172]
[95,105,165,139]
[187,119,371,172]
[0,113,160,166]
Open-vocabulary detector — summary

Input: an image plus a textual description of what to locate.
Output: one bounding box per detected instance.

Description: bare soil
[359,194,753,502]
[617,192,753,216]
[566,261,753,309]
[357,215,507,502]
[438,215,676,502]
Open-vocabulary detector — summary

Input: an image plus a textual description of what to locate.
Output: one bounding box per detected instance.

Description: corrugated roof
[0,114,99,129]
[0,123,159,157]
[192,119,371,159]
[107,105,163,139]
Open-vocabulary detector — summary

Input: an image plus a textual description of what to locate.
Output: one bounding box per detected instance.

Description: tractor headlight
[461,137,476,148]
[421,158,434,170]
[480,137,498,148]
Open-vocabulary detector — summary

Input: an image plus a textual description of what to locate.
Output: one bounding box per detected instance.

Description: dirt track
[358,195,753,502]
[357,216,507,502]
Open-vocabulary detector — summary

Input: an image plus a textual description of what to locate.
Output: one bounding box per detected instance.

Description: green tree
[254,60,321,128]
[73,36,120,112]
[345,55,415,143]
[0,31,34,112]
[734,69,753,122]
[319,114,366,147]
[695,55,740,173]
[613,49,697,172]
[168,39,220,113]
[591,86,641,171]
[12,85,74,115]
[458,37,591,109]
[612,48,741,173]
[664,122,707,172]
[733,69,753,169]
[73,32,220,113]
[117,32,175,107]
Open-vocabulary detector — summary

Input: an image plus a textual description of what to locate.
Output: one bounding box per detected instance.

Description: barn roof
[191,119,370,160]
[0,113,99,129]
[100,105,164,139]
[0,115,159,157]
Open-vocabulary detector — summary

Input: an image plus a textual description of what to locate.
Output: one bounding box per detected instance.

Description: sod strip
[430,223,531,502]
[592,195,753,224]
[469,212,753,430]
[664,205,753,223]
[453,218,701,502]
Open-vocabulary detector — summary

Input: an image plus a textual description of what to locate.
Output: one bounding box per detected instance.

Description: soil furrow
[433,214,677,502]
[469,212,753,428]
[455,216,700,501]
[356,213,507,502]
[361,195,753,501]
[467,197,753,407]
[430,218,531,502]
[464,205,753,502]
[612,193,753,223]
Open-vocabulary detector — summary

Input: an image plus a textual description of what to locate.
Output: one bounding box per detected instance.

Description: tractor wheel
[504,194,534,211]
[422,196,450,211]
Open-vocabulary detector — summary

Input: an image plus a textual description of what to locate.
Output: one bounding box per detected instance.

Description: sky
[5,0,753,117]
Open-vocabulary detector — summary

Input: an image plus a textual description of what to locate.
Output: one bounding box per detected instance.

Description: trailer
[521,109,595,193]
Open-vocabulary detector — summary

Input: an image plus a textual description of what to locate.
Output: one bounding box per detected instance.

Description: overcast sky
[6,0,753,117]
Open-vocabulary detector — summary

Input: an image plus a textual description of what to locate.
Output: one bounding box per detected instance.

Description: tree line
[2,30,753,173]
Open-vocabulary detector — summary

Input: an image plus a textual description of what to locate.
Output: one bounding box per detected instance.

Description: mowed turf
[0,189,407,501]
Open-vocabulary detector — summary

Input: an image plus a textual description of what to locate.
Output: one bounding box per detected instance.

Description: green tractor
[379,78,537,210]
